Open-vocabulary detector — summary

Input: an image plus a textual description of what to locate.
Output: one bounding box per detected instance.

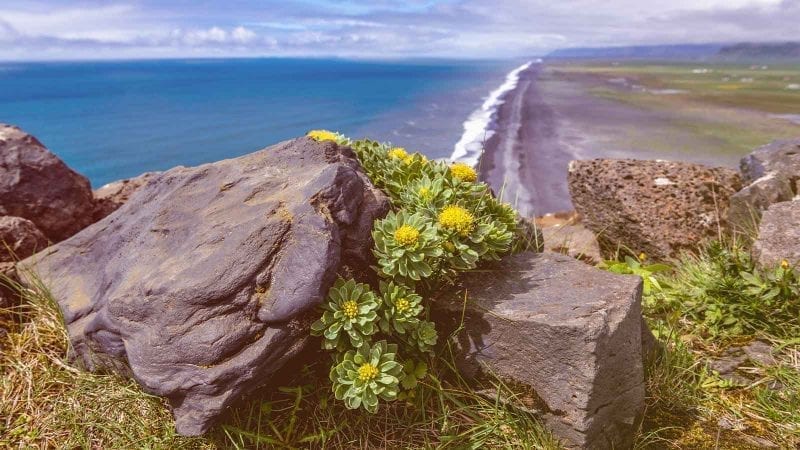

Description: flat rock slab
[434,252,645,449]
[753,200,800,268]
[22,137,388,435]
[568,159,741,260]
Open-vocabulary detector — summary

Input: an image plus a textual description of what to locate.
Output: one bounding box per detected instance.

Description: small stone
[743,340,776,367]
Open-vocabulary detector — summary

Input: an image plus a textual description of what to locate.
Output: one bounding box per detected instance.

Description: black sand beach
[478,64,572,216]
[478,62,766,216]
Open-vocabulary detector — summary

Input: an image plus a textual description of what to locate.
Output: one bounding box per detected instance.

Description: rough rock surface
[93,171,161,218]
[0,124,98,242]
[434,252,646,449]
[0,215,48,262]
[568,159,741,260]
[753,200,800,268]
[21,137,389,436]
[729,139,800,233]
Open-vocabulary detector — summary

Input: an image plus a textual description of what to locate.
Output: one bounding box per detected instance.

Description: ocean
[0,58,525,187]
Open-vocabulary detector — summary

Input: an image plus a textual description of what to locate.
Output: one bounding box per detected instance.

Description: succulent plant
[373,211,442,284]
[378,281,423,334]
[311,278,379,350]
[330,340,403,413]
[409,320,438,353]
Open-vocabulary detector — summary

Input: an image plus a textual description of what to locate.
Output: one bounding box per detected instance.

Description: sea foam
[450,59,538,166]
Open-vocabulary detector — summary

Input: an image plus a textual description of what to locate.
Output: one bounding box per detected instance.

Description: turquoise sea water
[0,58,518,187]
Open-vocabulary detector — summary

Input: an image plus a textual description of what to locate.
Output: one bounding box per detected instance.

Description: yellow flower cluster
[342,300,359,319]
[781,259,791,269]
[388,147,409,160]
[418,186,432,200]
[438,205,475,236]
[357,363,379,382]
[394,224,420,246]
[307,129,338,142]
[450,163,477,183]
[396,298,410,313]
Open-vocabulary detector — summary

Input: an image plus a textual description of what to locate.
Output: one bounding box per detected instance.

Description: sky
[0,0,798,61]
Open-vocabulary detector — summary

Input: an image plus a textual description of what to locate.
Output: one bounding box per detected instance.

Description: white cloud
[0,0,797,60]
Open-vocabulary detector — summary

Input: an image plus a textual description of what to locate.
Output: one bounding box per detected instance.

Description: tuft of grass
[627,238,800,447]
[0,270,208,449]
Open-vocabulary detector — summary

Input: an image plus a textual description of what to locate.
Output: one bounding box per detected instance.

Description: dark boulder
[434,252,647,449]
[0,215,48,262]
[568,159,741,260]
[0,124,98,242]
[21,137,389,435]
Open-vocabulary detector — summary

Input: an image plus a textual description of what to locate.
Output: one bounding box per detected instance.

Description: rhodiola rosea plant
[306,130,526,413]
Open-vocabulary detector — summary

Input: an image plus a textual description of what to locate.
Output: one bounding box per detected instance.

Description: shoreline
[476,63,574,216]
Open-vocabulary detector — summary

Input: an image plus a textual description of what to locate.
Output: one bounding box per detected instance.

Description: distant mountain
[546,44,723,60]
[718,42,800,60]
[547,42,800,61]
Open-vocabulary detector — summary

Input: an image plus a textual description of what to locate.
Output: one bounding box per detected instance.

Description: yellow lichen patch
[307,129,338,142]
[357,363,379,382]
[394,225,420,246]
[438,205,475,236]
[388,147,408,160]
[342,300,359,319]
[449,163,477,183]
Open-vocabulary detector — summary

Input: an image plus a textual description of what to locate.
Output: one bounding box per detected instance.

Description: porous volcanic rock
[0,215,48,262]
[729,139,800,233]
[93,171,161,218]
[434,252,646,449]
[568,159,741,260]
[0,124,98,242]
[752,200,800,268]
[21,137,389,435]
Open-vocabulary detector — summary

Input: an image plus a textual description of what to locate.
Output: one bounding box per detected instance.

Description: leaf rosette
[373,211,442,285]
[378,281,423,334]
[330,340,403,413]
[311,278,379,350]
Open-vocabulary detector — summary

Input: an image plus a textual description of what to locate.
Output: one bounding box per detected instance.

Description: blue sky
[0,0,797,60]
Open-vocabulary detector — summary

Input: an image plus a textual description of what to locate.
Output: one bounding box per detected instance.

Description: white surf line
[450,59,540,167]
[498,75,534,214]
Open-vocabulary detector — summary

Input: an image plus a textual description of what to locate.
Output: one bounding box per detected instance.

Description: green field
[550,62,800,157]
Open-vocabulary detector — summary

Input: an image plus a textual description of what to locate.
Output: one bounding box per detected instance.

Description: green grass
[3,237,800,448]
[632,239,800,448]
[553,62,800,157]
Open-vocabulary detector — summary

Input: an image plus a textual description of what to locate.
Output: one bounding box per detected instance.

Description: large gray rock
[22,137,389,435]
[434,252,646,449]
[752,200,800,268]
[568,159,741,260]
[729,138,800,233]
[0,124,99,242]
[0,215,48,262]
